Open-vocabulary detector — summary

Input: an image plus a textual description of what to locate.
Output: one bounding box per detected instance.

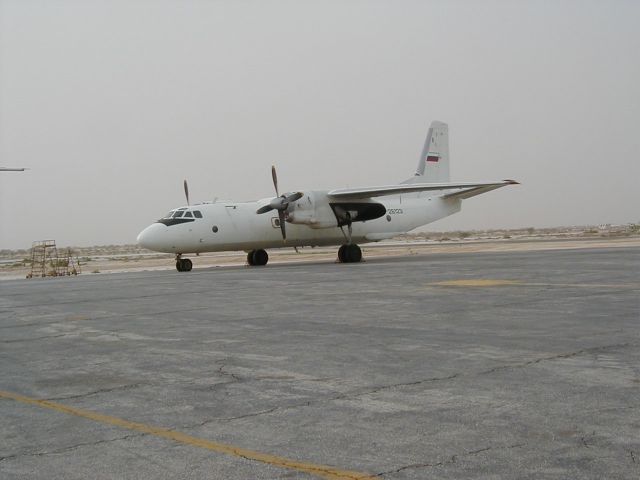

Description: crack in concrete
[479,343,634,375]
[180,399,316,430]
[0,433,143,463]
[204,380,236,392]
[2,334,70,344]
[377,455,456,475]
[345,373,461,398]
[187,407,281,429]
[216,364,242,382]
[44,383,145,401]
[582,405,639,415]
[176,342,638,428]
[375,443,526,476]
[341,342,637,401]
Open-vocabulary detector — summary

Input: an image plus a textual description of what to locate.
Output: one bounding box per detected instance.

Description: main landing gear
[338,244,362,263]
[175,254,193,272]
[247,249,269,266]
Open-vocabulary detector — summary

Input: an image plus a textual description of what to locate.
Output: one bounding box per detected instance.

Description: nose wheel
[176,256,193,272]
[338,244,362,263]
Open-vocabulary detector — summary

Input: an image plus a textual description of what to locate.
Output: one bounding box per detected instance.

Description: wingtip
[503,179,520,185]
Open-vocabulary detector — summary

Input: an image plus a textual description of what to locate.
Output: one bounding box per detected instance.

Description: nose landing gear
[175,254,193,272]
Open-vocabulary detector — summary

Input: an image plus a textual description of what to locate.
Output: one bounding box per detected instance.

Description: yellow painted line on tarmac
[0,390,376,480]
[429,279,640,289]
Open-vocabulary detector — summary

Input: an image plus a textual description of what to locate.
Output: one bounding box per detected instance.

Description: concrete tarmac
[1,247,639,479]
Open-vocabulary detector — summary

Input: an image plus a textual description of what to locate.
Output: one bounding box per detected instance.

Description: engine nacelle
[286,191,387,229]
[286,191,338,229]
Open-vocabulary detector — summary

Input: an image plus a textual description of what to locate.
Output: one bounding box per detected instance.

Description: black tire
[252,249,269,266]
[247,251,255,266]
[347,244,362,263]
[338,244,362,263]
[177,259,192,272]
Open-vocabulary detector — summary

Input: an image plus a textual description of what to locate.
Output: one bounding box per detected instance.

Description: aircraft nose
[136,223,166,251]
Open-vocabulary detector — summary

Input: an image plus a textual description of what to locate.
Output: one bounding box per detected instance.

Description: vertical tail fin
[404,121,450,184]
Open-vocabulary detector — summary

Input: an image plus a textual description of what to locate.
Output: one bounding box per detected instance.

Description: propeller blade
[183,179,190,206]
[256,205,274,214]
[271,165,279,197]
[285,191,304,203]
[278,210,287,241]
[256,169,301,240]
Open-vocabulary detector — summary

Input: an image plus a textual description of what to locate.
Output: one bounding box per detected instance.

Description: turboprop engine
[255,167,386,238]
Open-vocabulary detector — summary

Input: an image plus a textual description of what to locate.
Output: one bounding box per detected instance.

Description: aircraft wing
[327,180,519,200]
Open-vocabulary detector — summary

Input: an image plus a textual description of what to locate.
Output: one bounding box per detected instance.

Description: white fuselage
[136,191,461,254]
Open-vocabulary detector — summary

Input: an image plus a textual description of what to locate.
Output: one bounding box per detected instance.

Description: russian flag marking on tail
[407,121,449,183]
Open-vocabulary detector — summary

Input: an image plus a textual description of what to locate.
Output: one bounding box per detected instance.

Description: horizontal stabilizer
[442,180,520,200]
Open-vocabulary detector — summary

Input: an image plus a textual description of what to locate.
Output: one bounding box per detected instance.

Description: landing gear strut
[175,255,193,272]
[247,249,269,266]
[338,244,362,263]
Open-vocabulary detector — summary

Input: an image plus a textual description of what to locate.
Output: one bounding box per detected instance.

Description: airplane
[137,121,518,271]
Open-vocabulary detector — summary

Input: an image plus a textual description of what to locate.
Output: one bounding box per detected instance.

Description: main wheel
[347,244,362,263]
[338,244,362,263]
[251,249,269,266]
[247,251,255,266]
[338,245,348,263]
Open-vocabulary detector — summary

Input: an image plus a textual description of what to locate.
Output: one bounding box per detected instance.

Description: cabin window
[173,211,184,218]
[212,226,219,233]
[184,211,193,218]
[193,211,203,218]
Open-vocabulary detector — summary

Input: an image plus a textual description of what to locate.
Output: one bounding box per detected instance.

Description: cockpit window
[193,210,202,218]
[184,211,193,218]
[162,211,174,219]
[172,211,184,218]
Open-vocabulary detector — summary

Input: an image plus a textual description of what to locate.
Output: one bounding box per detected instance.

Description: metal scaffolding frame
[27,240,81,278]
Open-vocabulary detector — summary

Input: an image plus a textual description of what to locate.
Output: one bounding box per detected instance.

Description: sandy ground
[4,236,639,280]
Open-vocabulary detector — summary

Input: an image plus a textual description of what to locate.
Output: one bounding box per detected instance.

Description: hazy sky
[1,0,639,249]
